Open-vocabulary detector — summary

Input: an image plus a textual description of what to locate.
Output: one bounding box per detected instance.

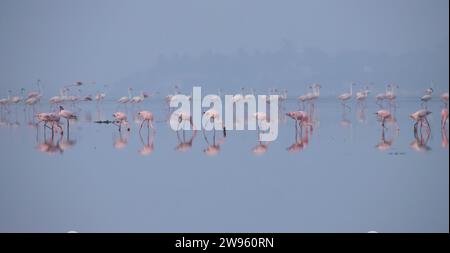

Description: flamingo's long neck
[350,84,353,96]
[128,89,131,98]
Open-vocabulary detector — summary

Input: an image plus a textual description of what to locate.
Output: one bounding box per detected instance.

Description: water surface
[0,98,448,232]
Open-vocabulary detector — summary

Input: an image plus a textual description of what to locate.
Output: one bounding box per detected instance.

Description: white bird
[9,88,25,104]
[385,84,398,101]
[356,86,370,101]
[118,88,132,104]
[420,88,433,106]
[95,92,106,103]
[59,106,77,132]
[49,88,67,105]
[441,92,449,105]
[338,82,356,106]
[130,91,145,103]
[25,96,40,106]
[232,87,245,103]
[310,83,321,100]
[27,79,42,98]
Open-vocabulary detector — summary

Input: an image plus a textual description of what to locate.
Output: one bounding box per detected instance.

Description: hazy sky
[0,0,448,93]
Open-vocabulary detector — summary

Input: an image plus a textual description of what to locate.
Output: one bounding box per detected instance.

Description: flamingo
[279,89,288,101]
[420,88,433,106]
[59,106,77,133]
[165,85,180,105]
[137,110,154,131]
[385,84,399,101]
[356,86,370,102]
[118,88,132,104]
[441,92,449,105]
[202,112,225,156]
[131,91,145,104]
[24,96,40,106]
[112,112,130,131]
[49,88,67,105]
[232,87,245,103]
[375,110,392,128]
[244,88,255,102]
[95,92,106,104]
[286,111,309,125]
[286,111,312,136]
[0,92,10,108]
[375,84,389,106]
[410,109,432,133]
[27,79,42,98]
[9,88,25,104]
[441,107,448,129]
[36,112,63,134]
[310,83,321,100]
[338,82,356,108]
[298,85,315,108]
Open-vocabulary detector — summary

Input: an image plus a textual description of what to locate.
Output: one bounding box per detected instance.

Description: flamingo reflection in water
[113,131,129,149]
[35,112,64,137]
[35,127,76,155]
[36,134,63,155]
[410,126,431,152]
[173,111,197,152]
[202,127,226,156]
[285,110,314,153]
[138,127,155,156]
[375,127,396,151]
[409,109,432,152]
[441,107,449,148]
[250,112,273,155]
[202,109,226,156]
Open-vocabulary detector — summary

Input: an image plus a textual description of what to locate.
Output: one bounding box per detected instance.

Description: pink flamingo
[410,109,432,135]
[112,112,130,132]
[338,82,356,109]
[59,106,77,133]
[441,126,448,148]
[441,107,448,129]
[441,92,449,106]
[375,110,392,128]
[137,110,154,131]
[36,112,63,135]
[286,111,310,128]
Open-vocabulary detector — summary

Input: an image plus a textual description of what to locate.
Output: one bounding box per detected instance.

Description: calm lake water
[0,98,448,232]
